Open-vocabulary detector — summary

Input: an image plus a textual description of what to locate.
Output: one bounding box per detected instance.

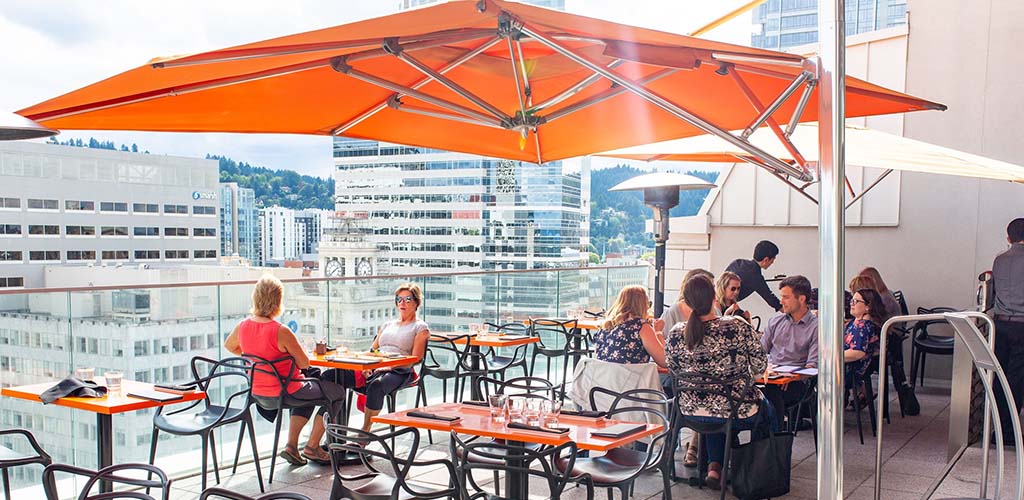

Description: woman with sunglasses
[844,288,889,387]
[714,271,752,324]
[324,282,430,432]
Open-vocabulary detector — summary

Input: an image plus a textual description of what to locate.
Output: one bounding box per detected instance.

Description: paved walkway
[166,385,1019,499]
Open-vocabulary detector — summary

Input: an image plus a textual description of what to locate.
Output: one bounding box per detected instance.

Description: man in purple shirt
[761,275,818,425]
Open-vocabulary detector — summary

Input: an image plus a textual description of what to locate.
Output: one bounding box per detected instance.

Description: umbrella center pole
[651,204,672,319]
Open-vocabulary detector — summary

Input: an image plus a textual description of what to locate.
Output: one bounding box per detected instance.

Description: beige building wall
[654,2,1024,381]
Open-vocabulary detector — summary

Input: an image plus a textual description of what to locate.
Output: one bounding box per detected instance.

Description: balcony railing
[0,265,648,495]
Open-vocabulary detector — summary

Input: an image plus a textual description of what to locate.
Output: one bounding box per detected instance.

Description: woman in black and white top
[665,274,776,490]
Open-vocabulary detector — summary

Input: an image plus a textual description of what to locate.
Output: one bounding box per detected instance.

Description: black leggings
[323,368,413,411]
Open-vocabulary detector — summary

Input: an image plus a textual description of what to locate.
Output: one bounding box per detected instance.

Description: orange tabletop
[757,372,812,386]
[1,378,206,415]
[430,333,540,348]
[373,402,663,452]
[309,351,419,371]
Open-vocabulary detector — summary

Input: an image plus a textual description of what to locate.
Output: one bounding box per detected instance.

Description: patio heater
[0,112,58,141]
[609,172,715,318]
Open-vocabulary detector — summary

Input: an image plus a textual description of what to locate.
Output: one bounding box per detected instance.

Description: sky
[0,0,757,177]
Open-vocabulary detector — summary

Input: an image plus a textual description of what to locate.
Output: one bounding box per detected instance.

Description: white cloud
[3,0,756,177]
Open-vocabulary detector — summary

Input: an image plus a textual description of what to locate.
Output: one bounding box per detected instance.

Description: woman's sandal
[683,441,699,468]
[302,445,332,466]
[279,444,307,466]
[705,461,723,490]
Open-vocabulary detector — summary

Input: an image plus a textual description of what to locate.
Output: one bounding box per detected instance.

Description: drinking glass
[487,393,508,422]
[507,396,526,424]
[541,399,562,428]
[75,367,95,381]
[524,398,542,426]
[104,370,123,397]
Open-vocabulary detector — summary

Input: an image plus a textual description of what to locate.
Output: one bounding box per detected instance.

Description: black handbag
[729,405,794,500]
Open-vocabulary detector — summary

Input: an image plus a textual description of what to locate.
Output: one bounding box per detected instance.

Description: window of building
[0,251,23,262]
[193,228,216,237]
[133,227,159,237]
[134,250,160,260]
[134,340,149,356]
[28,225,58,236]
[193,206,216,215]
[172,336,187,352]
[65,200,94,211]
[153,367,169,383]
[165,250,189,259]
[193,250,216,259]
[0,198,19,209]
[0,224,20,235]
[65,225,96,236]
[164,227,188,237]
[29,251,60,262]
[99,202,128,212]
[133,203,159,214]
[189,335,202,350]
[100,226,128,237]
[27,198,58,210]
[101,250,129,260]
[0,277,24,288]
[164,204,188,214]
[66,251,96,261]
[172,365,187,381]
[134,370,151,383]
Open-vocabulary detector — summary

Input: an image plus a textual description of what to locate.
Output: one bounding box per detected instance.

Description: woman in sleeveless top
[594,285,665,365]
[324,282,431,432]
[225,275,345,466]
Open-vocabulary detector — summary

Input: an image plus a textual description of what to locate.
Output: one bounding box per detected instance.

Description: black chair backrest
[189,356,254,412]
[450,431,582,499]
[914,306,958,339]
[484,322,529,335]
[893,290,910,316]
[672,370,759,418]
[200,487,312,500]
[242,353,303,409]
[43,463,171,500]
[423,334,478,372]
[528,318,575,349]
[325,423,455,499]
[589,386,669,414]
[476,375,557,400]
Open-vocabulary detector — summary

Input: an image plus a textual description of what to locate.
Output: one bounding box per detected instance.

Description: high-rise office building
[0,142,220,289]
[259,207,333,264]
[752,0,907,50]
[219,182,259,263]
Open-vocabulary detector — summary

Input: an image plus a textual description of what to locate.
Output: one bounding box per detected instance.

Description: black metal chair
[415,333,482,406]
[848,359,885,445]
[482,322,531,379]
[42,463,171,500]
[910,306,958,387]
[0,428,51,500]
[148,356,262,492]
[528,318,591,398]
[324,424,456,500]
[450,431,594,500]
[244,353,343,485]
[567,387,672,500]
[200,487,312,500]
[669,371,762,500]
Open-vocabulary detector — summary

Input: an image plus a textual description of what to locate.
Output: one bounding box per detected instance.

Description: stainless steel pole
[817,0,846,498]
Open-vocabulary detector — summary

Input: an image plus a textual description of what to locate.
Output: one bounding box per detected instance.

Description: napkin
[407,411,460,422]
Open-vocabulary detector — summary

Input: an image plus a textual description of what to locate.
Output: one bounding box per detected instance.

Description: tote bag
[729,407,794,500]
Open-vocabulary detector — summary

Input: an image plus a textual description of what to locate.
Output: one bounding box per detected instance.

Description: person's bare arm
[844,349,867,363]
[224,325,242,355]
[277,326,310,369]
[410,328,430,363]
[639,321,667,367]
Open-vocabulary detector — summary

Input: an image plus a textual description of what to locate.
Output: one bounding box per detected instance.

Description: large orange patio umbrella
[19,0,942,184]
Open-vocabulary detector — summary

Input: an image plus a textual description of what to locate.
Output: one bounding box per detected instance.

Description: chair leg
[865,379,878,436]
[3,467,11,500]
[852,386,865,445]
[232,418,246,473]
[246,416,265,493]
[661,460,673,500]
[493,471,500,497]
[209,431,221,484]
[200,433,210,491]
[919,352,927,387]
[909,344,919,388]
[268,414,284,484]
[146,427,159,495]
[719,429,733,500]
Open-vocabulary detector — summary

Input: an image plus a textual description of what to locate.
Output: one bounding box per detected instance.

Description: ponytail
[682,275,716,350]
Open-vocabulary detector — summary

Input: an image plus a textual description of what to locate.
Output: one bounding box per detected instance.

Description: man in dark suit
[725,240,782,312]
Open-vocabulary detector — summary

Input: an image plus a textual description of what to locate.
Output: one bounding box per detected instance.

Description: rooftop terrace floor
[162,385,1016,499]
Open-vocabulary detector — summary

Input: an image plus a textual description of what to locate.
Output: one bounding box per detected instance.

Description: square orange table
[308,351,419,371]
[374,401,662,498]
[2,377,205,491]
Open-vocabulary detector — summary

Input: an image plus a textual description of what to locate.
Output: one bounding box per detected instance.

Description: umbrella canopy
[600,122,1024,183]
[18,0,943,174]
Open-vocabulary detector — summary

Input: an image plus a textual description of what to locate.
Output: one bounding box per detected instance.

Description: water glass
[507,396,526,424]
[524,398,542,426]
[104,370,123,397]
[541,399,562,428]
[487,393,508,422]
[74,367,95,381]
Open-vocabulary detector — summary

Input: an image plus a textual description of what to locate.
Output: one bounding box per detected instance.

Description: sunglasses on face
[395,296,416,304]
[728,286,740,292]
